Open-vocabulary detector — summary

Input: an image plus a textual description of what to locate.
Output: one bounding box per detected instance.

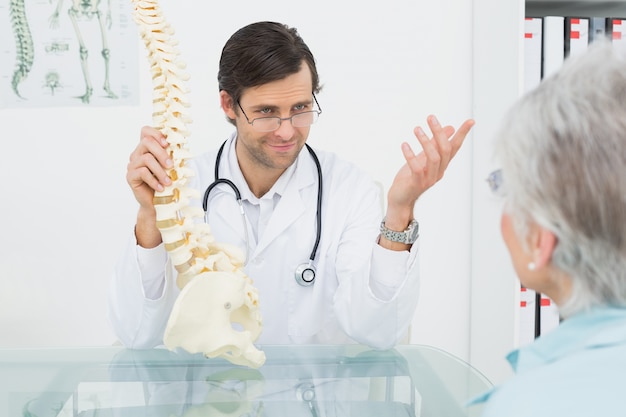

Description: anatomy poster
[0,0,139,108]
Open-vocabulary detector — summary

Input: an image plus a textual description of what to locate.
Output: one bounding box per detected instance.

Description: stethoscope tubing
[201,139,322,284]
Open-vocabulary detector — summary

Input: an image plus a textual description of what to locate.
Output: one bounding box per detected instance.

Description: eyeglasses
[237,95,322,132]
[486,169,505,197]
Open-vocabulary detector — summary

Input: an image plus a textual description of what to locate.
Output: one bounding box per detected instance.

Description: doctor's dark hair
[218,21,321,125]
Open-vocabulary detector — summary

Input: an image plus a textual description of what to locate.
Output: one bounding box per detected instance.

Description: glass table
[0,344,492,417]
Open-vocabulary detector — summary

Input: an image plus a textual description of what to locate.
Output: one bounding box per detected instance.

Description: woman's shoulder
[483,342,626,417]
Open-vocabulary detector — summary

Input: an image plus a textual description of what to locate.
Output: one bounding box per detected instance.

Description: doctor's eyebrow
[249,99,313,113]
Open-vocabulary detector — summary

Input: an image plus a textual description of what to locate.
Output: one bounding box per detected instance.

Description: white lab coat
[108,133,421,349]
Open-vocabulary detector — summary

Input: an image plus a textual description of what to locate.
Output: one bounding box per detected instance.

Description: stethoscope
[296,381,320,417]
[202,139,323,286]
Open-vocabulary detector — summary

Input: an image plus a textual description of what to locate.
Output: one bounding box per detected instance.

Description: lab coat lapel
[253,150,316,256]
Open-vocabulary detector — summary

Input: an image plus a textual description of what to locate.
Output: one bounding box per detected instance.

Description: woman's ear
[532,227,558,269]
[220,91,237,120]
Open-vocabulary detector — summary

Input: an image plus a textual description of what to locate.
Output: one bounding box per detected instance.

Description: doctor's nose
[273,116,297,139]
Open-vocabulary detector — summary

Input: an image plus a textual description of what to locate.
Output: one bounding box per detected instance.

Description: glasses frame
[237,94,322,132]
[486,169,504,197]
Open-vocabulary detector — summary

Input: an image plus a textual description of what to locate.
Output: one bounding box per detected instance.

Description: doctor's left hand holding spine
[107,19,474,352]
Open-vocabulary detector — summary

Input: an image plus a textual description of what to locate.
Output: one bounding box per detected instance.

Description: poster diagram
[0,0,139,108]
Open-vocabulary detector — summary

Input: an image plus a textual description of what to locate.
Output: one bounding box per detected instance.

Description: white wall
[0,0,512,383]
[470,0,525,385]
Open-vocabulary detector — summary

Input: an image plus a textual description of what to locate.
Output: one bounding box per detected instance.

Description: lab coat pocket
[287,252,342,342]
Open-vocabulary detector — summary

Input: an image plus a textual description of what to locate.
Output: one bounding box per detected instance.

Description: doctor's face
[224,64,314,174]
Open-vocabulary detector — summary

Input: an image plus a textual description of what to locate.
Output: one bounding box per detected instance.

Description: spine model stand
[131,0,265,368]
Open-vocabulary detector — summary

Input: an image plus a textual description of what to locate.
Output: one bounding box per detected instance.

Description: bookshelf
[526,1,626,17]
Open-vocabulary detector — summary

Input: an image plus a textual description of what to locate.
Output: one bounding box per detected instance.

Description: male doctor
[108,21,474,349]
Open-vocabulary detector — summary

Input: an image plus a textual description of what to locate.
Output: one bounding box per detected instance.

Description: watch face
[407,221,419,243]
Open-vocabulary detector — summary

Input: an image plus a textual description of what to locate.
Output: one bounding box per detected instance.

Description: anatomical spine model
[131,0,265,368]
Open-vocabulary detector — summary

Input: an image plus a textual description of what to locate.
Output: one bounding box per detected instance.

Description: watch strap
[379,217,419,244]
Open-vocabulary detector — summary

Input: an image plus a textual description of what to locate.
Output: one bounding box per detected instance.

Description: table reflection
[0,345,491,417]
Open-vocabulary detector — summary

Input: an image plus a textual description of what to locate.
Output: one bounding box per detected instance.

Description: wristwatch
[379,217,420,244]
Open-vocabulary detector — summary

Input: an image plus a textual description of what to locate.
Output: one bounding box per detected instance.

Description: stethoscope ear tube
[202,178,241,211]
[202,180,249,266]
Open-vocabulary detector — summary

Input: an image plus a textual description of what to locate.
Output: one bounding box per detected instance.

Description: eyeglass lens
[252,111,319,132]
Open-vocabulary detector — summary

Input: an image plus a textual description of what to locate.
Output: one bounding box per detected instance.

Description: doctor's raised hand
[380,115,474,250]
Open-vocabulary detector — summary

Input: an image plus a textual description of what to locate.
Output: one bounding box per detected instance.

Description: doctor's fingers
[130,130,173,173]
[400,141,439,194]
[127,147,172,194]
[407,125,449,184]
[426,115,456,168]
[413,116,475,177]
[139,125,167,145]
[445,118,475,161]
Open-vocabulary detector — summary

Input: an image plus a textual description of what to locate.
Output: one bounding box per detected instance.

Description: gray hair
[494,40,626,317]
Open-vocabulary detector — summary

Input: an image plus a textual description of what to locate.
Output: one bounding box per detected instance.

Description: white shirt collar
[226,133,298,204]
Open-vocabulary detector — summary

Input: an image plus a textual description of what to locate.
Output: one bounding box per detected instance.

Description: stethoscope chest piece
[295,262,316,286]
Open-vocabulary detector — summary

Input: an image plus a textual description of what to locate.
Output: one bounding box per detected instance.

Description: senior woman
[478,40,626,416]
